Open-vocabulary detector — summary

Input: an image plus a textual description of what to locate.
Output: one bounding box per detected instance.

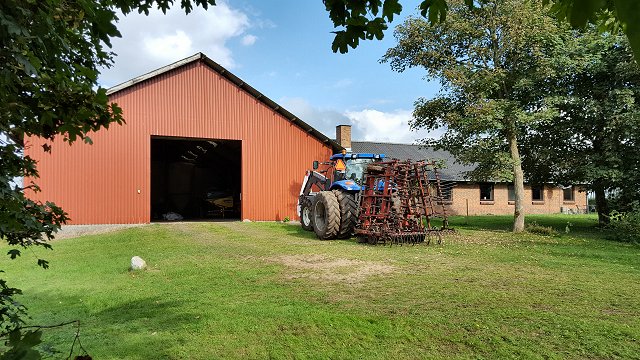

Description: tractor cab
[330,153,384,182]
[312,152,384,191]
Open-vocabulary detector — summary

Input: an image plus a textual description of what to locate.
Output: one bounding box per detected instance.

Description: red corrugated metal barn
[26,53,340,224]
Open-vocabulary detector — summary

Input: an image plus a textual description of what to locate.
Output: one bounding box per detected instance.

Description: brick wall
[444,183,588,216]
[336,125,352,150]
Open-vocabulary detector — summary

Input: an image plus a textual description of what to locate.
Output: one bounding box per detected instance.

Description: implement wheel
[312,191,340,240]
[332,190,357,239]
[300,197,314,231]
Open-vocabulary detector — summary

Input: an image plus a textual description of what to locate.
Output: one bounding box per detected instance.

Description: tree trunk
[593,180,609,225]
[508,130,525,233]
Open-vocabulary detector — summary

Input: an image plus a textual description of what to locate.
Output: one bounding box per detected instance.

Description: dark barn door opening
[151,136,241,221]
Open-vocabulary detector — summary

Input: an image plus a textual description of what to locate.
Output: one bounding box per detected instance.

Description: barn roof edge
[106,52,343,152]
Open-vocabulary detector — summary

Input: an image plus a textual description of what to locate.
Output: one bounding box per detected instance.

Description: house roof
[106,53,343,152]
[351,141,476,181]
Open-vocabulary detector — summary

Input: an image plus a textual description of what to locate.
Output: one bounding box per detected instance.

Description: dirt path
[54,224,146,240]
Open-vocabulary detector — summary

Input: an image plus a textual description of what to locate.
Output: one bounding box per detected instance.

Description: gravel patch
[54,224,147,240]
[267,254,396,284]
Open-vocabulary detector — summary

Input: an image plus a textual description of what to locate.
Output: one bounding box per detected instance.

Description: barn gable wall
[27,61,332,224]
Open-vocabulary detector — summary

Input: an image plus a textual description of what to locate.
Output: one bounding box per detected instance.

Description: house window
[563,186,575,202]
[532,185,544,201]
[507,184,515,201]
[440,186,453,201]
[479,183,494,201]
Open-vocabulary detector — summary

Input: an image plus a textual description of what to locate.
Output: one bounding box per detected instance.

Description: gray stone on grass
[130,256,147,271]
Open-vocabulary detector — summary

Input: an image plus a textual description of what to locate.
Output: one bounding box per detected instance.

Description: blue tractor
[297,151,384,239]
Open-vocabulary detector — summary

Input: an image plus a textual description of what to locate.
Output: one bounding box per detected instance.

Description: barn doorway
[151,136,241,221]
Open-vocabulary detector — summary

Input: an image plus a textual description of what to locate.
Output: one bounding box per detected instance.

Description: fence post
[465,198,469,224]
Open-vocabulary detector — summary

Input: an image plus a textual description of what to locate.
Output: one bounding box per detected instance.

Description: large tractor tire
[312,191,340,240]
[332,189,358,239]
[300,197,314,231]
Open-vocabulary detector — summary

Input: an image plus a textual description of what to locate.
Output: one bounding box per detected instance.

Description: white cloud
[345,109,447,143]
[241,34,257,46]
[281,98,443,144]
[99,1,252,87]
[144,30,193,60]
[346,109,429,143]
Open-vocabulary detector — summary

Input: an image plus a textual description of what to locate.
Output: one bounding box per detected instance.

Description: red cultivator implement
[355,159,452,245]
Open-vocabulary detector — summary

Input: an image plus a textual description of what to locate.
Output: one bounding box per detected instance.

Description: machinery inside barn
[150,136,241,221]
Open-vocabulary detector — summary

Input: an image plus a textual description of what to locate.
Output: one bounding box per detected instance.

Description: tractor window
[345,159,375,183]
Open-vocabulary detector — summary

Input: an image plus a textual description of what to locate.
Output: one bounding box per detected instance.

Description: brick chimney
[336,125,352,151]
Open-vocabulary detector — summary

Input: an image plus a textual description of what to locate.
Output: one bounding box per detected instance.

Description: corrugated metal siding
[26,61,333,224]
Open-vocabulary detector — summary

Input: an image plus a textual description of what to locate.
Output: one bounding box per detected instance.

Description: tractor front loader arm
[299,170,329,197]
[297,170,329,219]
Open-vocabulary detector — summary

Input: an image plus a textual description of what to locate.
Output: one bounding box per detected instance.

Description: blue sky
[99,0,441,143]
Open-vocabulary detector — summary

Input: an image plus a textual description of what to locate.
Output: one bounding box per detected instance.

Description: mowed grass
[2,215,639,359]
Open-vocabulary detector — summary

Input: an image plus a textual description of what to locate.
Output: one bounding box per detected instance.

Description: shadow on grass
[282,215,609,246]
[283,224,320,240]
[282,224,364,246]
[29,294,198,359]
[447,215,603,236]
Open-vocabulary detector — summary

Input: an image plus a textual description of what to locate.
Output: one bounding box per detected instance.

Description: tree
[520,29,640,224]
[0,0,215,355]
[324,0,640,60]
[381,0,568,232]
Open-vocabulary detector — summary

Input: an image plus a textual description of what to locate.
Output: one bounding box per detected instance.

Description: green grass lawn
[2,215,639,359]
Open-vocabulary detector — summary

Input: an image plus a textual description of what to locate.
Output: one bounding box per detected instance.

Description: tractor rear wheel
[312,191,340,240]
[300,197,314,231]
[332,190,357,239]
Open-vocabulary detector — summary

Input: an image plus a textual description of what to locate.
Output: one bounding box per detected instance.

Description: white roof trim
[106,53,204,95]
